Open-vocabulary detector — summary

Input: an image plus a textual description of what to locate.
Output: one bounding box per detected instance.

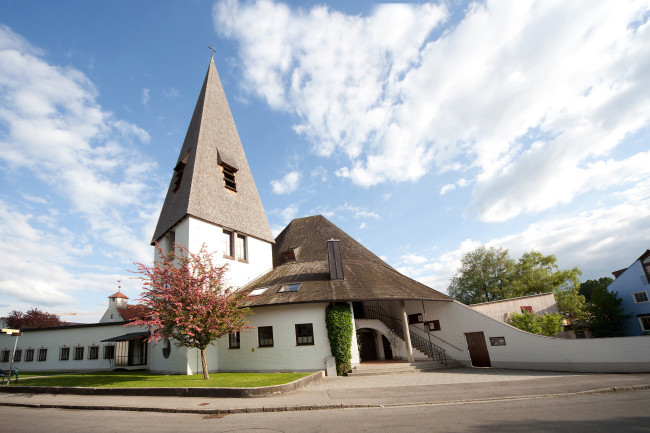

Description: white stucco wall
[0,323,148,372]
[218,303,332,372]
[470,293,559,322]
[149,339,219,375]
[158,216,273,289]
[407,300,650,372]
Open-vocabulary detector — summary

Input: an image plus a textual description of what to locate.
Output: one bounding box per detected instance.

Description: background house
[608,250,650,336]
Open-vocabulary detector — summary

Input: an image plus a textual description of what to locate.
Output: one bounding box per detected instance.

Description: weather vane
[208,44,216,57]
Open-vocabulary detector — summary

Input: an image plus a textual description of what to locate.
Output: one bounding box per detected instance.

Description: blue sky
[1,0,649,322]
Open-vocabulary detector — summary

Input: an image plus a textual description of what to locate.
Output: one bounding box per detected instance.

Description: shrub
[325,303,353,375]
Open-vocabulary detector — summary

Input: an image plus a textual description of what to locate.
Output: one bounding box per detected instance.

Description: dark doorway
[465,331,491,367]
[358,330,377,362]
[381,335,393,360]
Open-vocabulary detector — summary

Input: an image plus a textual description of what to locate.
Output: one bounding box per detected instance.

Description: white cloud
[0,26,159,314]
[401,254,428,265]
[440,183,455,195]
[215,0,650,221]
[405,179,650,294]
[279,204,299,224]
[310,165,328,182]
[141,88,150,105]
[359,222,367,230]
[271,170,302,194]
[162,87,181,98]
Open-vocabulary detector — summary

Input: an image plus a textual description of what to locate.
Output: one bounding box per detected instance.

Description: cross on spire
[208,44,216,58]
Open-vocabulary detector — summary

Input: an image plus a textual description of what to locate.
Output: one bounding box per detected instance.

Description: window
[167,231,175,258]
[249,287,268,296]
[37,348,47,362]
[223,230,234,258]
[229,332,240,349]
[60,347,70,361]
[258,326,274,347]
[222,163,237,192]
[13,350,21,362]
[172,153,188,195]
[103,345,115,360]
[633,291,649,303]
[89,346,99,360]
[73,347,84,360]
[25,349,34,362]
[1,350,9,362]
[639,315,650,332]
[520,306,533,313]
[237,234,247,261]
[278,283,301,293]
[283,250,296,262]
[425,320,441,332]
[408,313,423,324]
[295,324,314,346]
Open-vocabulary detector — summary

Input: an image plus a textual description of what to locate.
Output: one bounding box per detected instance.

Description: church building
[2,58,648,376]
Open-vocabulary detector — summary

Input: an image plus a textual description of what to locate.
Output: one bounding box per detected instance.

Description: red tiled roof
[117,305,146,321]
[108,291,129,299]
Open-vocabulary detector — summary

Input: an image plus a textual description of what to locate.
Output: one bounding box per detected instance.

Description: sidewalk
[1,369,649,414]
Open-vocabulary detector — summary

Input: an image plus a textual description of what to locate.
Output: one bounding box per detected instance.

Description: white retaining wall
[407,300,650,373]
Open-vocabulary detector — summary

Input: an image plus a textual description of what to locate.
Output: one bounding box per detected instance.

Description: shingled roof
[240,215,452,306]
[152,58,273,244]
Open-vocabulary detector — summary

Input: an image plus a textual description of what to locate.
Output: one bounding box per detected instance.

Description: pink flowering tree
[129,244,251,379]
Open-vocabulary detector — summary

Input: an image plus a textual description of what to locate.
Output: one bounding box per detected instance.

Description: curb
[0,383,648,415]
[0,370,324,398]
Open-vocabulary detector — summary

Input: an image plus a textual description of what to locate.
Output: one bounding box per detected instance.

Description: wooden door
[465,331,491,367]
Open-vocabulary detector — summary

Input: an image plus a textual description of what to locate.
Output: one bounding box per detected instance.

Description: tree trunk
[200,348,209,380]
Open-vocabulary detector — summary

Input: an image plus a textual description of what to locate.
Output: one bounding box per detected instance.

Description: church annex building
[2,59,648,375]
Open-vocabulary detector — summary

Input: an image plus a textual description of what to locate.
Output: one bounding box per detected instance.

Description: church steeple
[152,58,273,244]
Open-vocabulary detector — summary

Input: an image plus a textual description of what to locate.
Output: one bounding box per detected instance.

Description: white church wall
[0,323,148,372]
[413,300,650,372]
[218,303,331,372]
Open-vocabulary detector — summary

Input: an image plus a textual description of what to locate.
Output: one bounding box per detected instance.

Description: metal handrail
[410,324,465,352]
[360,306,448,366]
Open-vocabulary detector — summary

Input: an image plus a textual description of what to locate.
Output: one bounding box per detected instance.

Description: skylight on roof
[249,288,268,296]
[278,283,301,293]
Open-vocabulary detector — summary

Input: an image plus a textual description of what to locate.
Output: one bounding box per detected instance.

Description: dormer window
[249,288,268,296]
[172,152,189,195]
[222,163,237,192]
[283,249,296,262]
[278,283,301,293]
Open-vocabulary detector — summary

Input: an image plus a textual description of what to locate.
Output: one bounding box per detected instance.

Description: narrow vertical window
[104,345,115,360]
[229,332,240,349]
[89,346,99,360]
[13,349,22,362]
[74,347,84,360]
[25,349,34,362]
[37,348,47,361]
[60,347,70,361]
[167,231,175,258]
[223,230,234,258]
[222,163,237,192]
[0,350,9,362]
[237,234,247,262]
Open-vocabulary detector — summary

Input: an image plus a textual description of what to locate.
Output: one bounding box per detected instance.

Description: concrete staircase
[347,360,464,376]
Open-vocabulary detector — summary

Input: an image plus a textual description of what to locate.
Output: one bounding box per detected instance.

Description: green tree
[508,310,565,336]
[448,246,515,304]
[579,277,613,302]
[449,247,585,317]
[585,284,629,337]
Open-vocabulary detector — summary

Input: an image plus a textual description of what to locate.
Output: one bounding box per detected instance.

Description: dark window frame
[73,346,84,360]
[283,250,296,262]
[258,326,274,347]
[103,345,115,360]
[1,350,9,363]
[229,331,241,349]
[633,291,649,303]
[639,315,650,332]
[60,347,70,361]
[89,346,99,360]
[13,349,21,362]
[278,283,301,293]
[37,348,47,362]
[25,349,34,362]
[295,323,314,346]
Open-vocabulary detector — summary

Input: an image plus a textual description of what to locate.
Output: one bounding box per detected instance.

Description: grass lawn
[12,371,312,388]
[17,372,71,378]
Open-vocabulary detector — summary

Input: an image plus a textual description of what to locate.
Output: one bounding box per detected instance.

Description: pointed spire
[152,59,273,244]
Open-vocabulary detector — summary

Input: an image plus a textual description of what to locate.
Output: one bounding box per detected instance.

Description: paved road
[2,388,649,432]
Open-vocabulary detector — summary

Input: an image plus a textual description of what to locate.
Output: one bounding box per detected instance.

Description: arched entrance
[357,328,394,362]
